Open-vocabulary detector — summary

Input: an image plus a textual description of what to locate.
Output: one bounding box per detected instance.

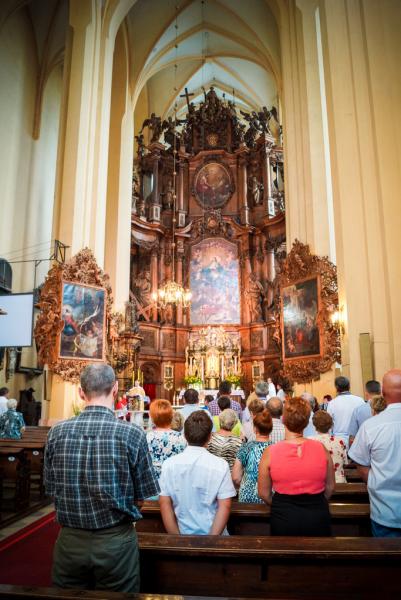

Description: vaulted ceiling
[128,0,281,121]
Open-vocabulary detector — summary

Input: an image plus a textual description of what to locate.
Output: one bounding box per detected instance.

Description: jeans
[371,519,401,538]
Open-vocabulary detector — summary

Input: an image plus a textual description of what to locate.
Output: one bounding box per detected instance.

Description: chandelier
[151,6,192,312]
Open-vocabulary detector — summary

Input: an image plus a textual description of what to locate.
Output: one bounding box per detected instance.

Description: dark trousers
[271,492,332,536]
[52,521,140,592]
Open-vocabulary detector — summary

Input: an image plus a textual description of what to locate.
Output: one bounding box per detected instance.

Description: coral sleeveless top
[269,439,327,495]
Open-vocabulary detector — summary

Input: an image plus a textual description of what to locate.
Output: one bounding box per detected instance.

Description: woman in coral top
[258,396,335,536]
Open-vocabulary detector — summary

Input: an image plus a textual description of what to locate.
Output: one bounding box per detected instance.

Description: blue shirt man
[180,388,212,422]
[349,370,401,537]
[349,379,381,440]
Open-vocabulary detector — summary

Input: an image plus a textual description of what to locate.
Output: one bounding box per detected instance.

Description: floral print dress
[146,429,186,479]
[312,433,348,483]
[236,440,271,503]
[0,409,25,439]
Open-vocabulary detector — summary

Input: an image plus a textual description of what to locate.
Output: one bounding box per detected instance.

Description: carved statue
[257,106,273,135]
[132,167,140,214]
[162,179,174,209]
[140,113,163,144]
[135,133,146,157]
[245,273,265,322]
[133,270,152,308]
[162,116,184,150]
[124,301,139,333]
[249,176,264,206]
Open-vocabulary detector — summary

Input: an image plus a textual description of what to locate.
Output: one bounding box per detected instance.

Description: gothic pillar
[150,246,159,322]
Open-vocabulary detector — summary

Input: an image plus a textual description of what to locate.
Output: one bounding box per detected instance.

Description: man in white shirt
[179,388,212,422]
[349,380,381,443]
[159,410,236,535]
[349,369,401,537]
[301,392,318,438]
[327,376,364,447]
[266,397,285,444]
[0,387,9,416]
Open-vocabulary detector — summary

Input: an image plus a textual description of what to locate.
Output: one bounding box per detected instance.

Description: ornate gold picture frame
[273,240,340,383]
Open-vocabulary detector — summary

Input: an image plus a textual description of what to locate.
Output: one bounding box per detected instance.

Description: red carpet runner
[0,512,59,585]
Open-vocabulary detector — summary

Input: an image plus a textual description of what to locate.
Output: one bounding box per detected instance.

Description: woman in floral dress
[311,410,347,483]
[146,400,186,480]
[232,409,272,502]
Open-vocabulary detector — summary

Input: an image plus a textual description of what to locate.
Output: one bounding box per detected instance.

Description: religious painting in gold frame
[273,240,340,383]
[193,162,233,209]
[281,275,322,362]
[59,281,107,361]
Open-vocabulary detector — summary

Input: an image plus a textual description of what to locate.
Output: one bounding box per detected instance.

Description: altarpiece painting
[190,238,240,325]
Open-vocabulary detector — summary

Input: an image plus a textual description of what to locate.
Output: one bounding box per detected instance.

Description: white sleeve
[348,422,371,467]
[217,464,237,499]
[158,461,173,497]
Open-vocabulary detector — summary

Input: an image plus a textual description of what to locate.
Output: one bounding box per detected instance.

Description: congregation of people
[41,363,401,592]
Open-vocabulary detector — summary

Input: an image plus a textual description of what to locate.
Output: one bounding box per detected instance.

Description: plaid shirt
[44,406,159,529]
[270,418,285,445]
[208,398,242,420]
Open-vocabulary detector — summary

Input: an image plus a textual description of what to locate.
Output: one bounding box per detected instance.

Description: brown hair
[184,410,213,446]
[248,398,265,417]
[283,396,311,433]
[150,399,173,427]
[217,395,231,411]
[371,395,386,415]
[253,409,273,436]
[312,410,333,433]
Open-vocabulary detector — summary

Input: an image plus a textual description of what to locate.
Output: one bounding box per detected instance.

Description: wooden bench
[138,532,401,598]
[0,588,271,600]
[331,482,368,501]
[0,447,30,511]
[136,500,371,536]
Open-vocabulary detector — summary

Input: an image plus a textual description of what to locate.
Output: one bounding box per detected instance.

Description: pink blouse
[269,439,328,495]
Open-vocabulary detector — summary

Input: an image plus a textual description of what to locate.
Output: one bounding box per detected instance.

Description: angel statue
[140,113,163,144]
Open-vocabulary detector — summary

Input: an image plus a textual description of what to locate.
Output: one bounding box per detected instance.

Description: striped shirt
[208,398,243,420]
[44,406,159,529]
[207,433,243,471]
[270,418,285,445]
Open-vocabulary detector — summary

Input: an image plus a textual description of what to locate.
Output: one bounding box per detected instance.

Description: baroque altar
[185,326,241,389]
[131,87,286,398]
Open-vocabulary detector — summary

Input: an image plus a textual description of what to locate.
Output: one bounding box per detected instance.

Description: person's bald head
[267,396,283,418]
[382,370,401,405]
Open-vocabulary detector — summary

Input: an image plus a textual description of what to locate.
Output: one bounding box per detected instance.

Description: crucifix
[180,87,194,110]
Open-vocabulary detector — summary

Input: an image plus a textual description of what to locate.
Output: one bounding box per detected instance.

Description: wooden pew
[138,532,401,599]
[136,500,371,536]
[0,447,30,511]
[331,482,368,502]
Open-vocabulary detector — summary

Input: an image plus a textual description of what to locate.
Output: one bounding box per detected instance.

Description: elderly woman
[170,410,185,432]
[241,398,264,442]
[311,410,347,483]
[212,396,242,437]
[0,399,25,439]
[146,400,186,479]
[258,397,335,536]
[232,409,272,503]
[208,409,243,470]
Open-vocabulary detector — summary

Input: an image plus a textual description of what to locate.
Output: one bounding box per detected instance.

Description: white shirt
[179,404,212,422]
[303,414,317,438]
[159,445,236,535]
[277,389,286,402]
[349,404,401,528]
[0,396,8,415]
[327,392,364,444]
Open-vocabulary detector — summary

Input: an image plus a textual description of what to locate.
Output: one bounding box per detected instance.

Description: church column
[148,144,163,223]
[236,149,249,226]
[177,158,186,228]
[150,245,159,322]
[260,135,275,216]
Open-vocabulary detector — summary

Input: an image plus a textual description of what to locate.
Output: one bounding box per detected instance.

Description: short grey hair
[219,408,238,432]
[80,363,116,398]
[7,398,17,410]
[301,392,316,410]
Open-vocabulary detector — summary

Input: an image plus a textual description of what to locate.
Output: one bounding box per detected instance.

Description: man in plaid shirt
[207,380,242,420]
[45,363,159,592]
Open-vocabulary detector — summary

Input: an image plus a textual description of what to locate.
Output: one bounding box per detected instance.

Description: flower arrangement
[184,374,203,386]
[225,374,241,388]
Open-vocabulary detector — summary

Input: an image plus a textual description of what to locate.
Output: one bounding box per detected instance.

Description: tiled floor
[0,503,54,541]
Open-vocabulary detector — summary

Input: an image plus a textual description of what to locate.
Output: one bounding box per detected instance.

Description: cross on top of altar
[188,326,240,352]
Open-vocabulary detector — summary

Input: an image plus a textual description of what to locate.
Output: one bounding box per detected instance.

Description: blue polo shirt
[349,403,401,528]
